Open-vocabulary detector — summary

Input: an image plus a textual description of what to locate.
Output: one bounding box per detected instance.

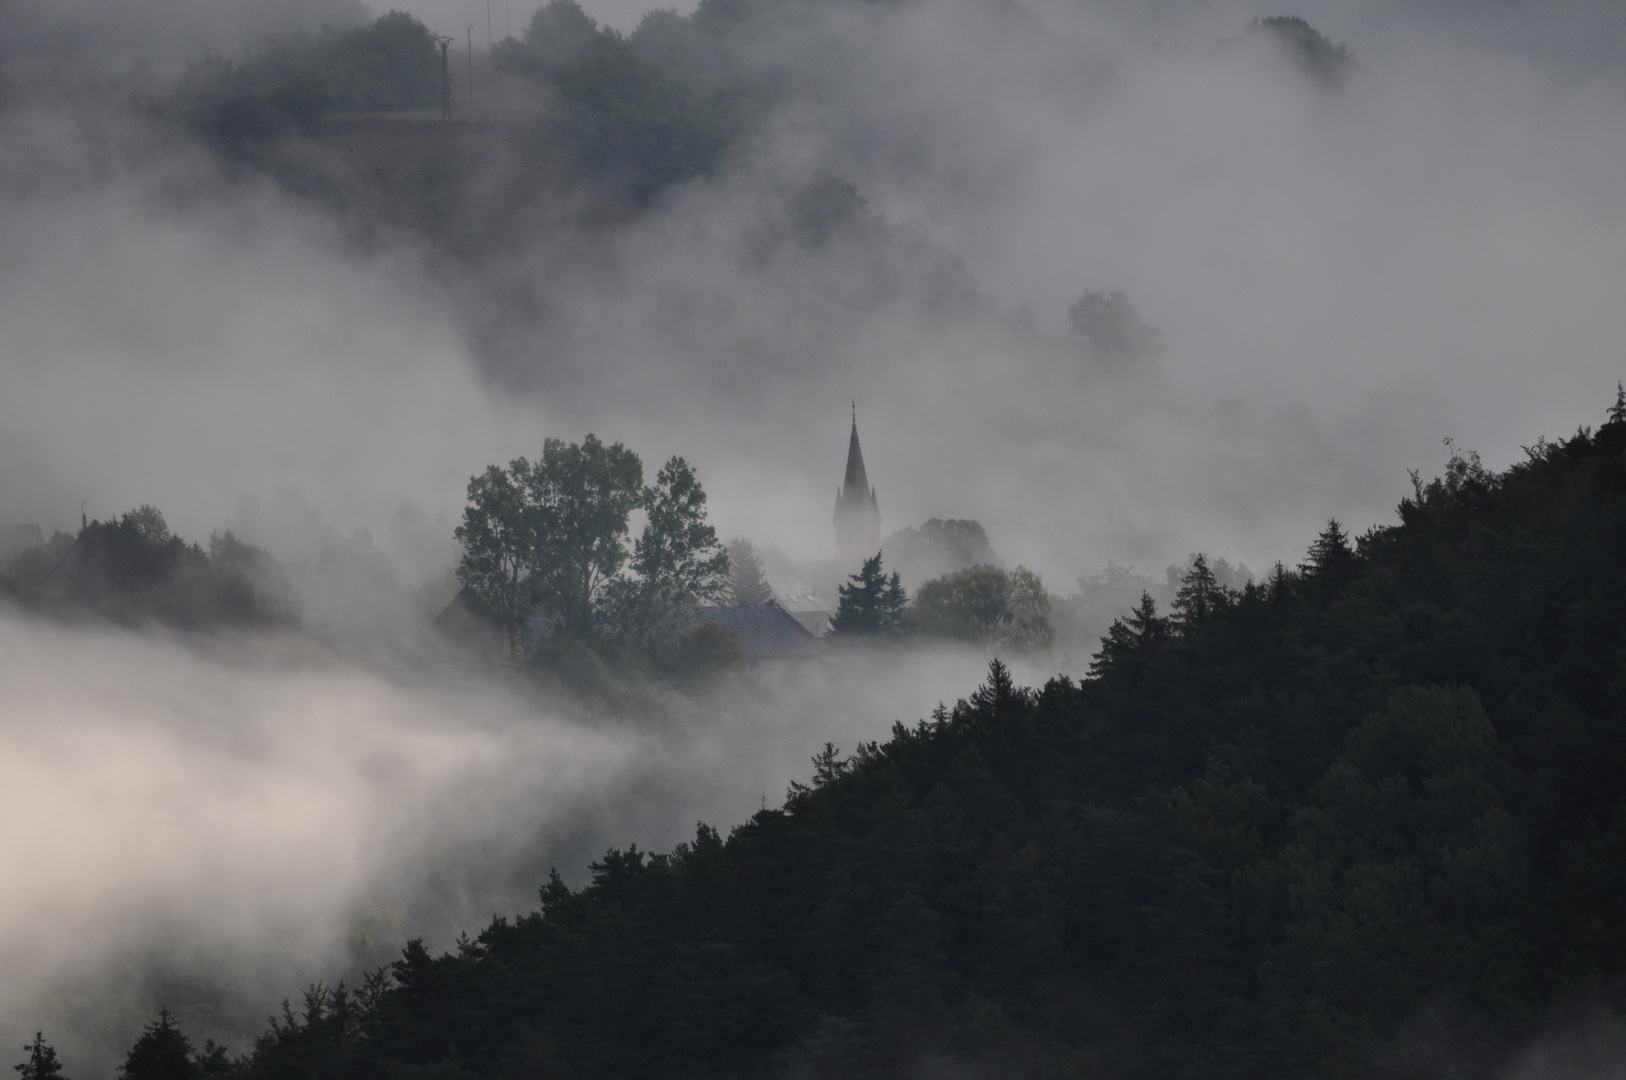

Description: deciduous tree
[454,461,537,657]
[599,456,728,647]
[528,435,645,637]
[913,564,1053,652]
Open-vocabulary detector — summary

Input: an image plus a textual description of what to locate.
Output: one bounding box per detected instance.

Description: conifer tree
[725,538,773,606]
[1172,553,1224,627]
[828,552,907,637]
[1090,591,1166,676]
[1300,519,1360,597]
[119,1010,196,1080]
[15,1033,65,1080]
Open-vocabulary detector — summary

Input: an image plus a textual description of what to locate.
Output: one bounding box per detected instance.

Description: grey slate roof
[697,601,823,659]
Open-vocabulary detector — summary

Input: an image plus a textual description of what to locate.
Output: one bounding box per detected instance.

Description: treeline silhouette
[1,506,300,630]
[168,12,442,136]
[35,390,1626,1077]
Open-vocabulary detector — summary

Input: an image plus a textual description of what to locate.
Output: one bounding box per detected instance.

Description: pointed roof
[842,419,870,496]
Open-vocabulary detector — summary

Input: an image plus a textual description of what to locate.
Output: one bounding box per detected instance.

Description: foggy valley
[1,0,1625,1074]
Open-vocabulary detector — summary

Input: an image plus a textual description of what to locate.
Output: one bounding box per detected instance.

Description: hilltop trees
[172,12,441,136]
[1244,15,1354,86]
[490,0,741,202]
[21,506,302,629]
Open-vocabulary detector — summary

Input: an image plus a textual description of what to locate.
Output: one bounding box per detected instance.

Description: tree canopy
[1067,290,1165,371]
[171,12,442,136]
[912,563,1053,652]
[456,437,730,662]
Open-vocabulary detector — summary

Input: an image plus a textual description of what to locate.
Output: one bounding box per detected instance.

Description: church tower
[833,405,881,565]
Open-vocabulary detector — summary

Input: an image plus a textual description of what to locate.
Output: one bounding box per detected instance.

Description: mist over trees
[70,393,1626,1080]
[1068,290,1165,372]
[0,506,300,630]
[1240,16,1355,87]
[7,0,1626,1072]
[913,563,1053,652]
[723,538,772,605]
[171,12,441,136]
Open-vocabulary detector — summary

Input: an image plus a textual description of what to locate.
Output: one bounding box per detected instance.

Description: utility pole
[466,24,475,103]
[487,0,493,46]
[436,35,453,118]
[506,0,511,39]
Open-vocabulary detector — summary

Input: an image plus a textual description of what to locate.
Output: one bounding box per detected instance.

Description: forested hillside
[73,392,1626,1078]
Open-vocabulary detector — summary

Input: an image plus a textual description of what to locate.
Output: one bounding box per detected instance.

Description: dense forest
[35,391,1623,1078]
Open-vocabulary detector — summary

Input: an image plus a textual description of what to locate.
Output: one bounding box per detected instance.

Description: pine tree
[120,1010,196,1080]
[828,552,907,638]
[1172,553,1224,627]
[1608,381,1626,426]
[725,538,773,605]
[1090,591,1166,676]
[1300,520,1360,597]
[15,1033,66,1080]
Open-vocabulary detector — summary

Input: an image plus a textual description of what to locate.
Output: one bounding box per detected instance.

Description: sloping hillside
[119,392,1626,1080]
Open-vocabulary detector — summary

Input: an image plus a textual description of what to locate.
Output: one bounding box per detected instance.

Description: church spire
[842,412,870,496]
[834,404,881,565]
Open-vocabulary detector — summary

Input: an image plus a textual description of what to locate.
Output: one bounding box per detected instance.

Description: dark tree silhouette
[119,1010,195,1080]
[828,552,907,637]
[14,1033,65,1080]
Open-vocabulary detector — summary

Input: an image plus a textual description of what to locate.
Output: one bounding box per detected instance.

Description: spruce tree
[1300,519,1360,597]
[828,552,906,637]
[15,1033,65,1080]
[119,1010,196,1080]
[1172,553,1224,627]
[725,538,773,605]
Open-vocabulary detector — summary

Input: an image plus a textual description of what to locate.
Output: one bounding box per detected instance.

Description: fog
[1,0,1624,1069]
[0,606,999,1072]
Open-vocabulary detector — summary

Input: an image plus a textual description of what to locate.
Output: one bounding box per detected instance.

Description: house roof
[697,601,823,659]
[765,574,831,613]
